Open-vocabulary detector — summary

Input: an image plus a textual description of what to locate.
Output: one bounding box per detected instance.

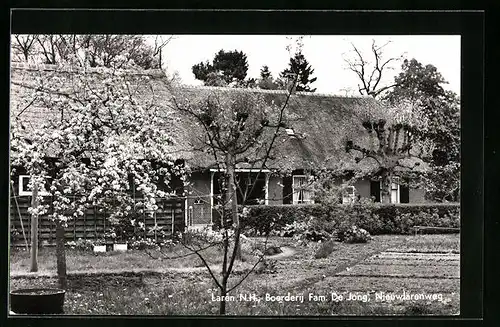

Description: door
[370,180,381,202]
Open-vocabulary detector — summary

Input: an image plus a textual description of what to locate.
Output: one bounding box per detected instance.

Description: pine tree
[260,65,272,79]
[280,52,317,92]
[257,65,278,90]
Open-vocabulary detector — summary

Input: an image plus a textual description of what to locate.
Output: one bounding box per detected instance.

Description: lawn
[9,234,460,315]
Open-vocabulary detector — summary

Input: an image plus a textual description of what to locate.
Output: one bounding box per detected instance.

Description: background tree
[343,40,403,98]
[385,59,460,201]
[79,35,161,69]
[11,34,164,70]
[151,35,174,70]
[342,42,457,203]
[280,52,317,93]
[344,99,432,203]
[11,66,185,288]
[11,35,37,62]
[192,49,249,87]
[35,35,71,65]
[385,58,447,102]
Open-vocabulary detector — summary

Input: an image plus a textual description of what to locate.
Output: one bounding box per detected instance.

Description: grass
[11,276,458,315]
[385,234,460,253]
[10,243,233,276]
[314,240,338,259]
[9,234,460,315]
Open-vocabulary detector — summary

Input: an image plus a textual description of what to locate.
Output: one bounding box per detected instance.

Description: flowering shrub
[278,220,309,237]
[337,225,372,243]
[66,239,96,251]
[128,238,160,251]
[183,228,228,246]
[277,217,331,242]
[64,237,176,252]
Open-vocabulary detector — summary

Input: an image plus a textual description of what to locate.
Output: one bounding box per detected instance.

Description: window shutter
[400,185,410,203]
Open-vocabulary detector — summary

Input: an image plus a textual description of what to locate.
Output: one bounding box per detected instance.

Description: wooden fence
[10,195,185,247]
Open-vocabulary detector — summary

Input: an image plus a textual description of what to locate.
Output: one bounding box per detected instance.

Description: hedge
[236,203,460,236]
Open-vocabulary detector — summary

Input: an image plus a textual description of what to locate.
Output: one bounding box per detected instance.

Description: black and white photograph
[9,32,462,316]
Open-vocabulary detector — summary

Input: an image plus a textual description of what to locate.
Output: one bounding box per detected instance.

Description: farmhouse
[9,63,426,244]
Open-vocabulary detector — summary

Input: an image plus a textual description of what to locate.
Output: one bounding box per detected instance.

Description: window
[292,175,313,204]
[212,171,268,206]
[391,182,400,204]
[18,175,51,197]
[342,186,356,204]
[235,172,267,205]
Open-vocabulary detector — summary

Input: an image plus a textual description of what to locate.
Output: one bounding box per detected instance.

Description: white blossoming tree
[10,65,186,288]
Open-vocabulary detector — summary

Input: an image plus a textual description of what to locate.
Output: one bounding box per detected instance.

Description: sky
[161,35,460,96]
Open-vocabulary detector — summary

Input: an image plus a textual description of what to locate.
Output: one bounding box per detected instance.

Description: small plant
[254,258,278,274]
[264,246,282,256]
[337,225,372,243]
[184,228,226,245]
[66,238,101,251]
[279,220,309,237]
[93,238,106,246]
[314,239,337,259]
[104,229,117,241]
[10,228,20,244]
[302,228,331,242]
[75,239,95,251]
[129,238,160,251]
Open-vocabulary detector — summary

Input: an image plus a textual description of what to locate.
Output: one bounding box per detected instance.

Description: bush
[314,239,337,258]
[264,246,282,256]
[277,217,331,242]
[240,203,459,236]
[337,225,371,243]
[240,205,330,236]
[278,220,309,237]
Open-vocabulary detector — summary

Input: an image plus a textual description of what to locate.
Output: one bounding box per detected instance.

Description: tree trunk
[30,184,39,272]
[380,171,393,204]
[219,282,228,315]
[226,153,242,261]
[55,220,67,289]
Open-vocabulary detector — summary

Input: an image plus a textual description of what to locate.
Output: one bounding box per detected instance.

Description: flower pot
[113,243,127,252]
[93,245,106,253]
[10,288,65,314]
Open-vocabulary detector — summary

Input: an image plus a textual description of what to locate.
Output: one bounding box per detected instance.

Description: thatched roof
[10,63,417,175]
[10,63,192,162]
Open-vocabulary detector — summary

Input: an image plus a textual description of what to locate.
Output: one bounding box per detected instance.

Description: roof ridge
[10,62,165,77]
[178,84,373,99]
[10,62,373,100]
